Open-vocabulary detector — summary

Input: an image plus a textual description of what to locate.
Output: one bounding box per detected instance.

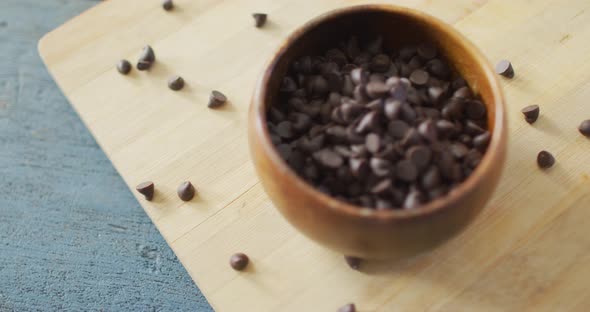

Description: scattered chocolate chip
[495,60,514,78]
[136,181,154,201]
[117,59,132,75]
[177,181,196,201]
[537,150,555,169]
[137,45,155,71]
[208,90,227,108]
[337,303,356,312]
[252,13,267,28]
[521,105,540,124]
[344,256,362,270]
[162,0,173,11]
[230,253,249,271]
[167,75,185,91]
[579,120,590,137]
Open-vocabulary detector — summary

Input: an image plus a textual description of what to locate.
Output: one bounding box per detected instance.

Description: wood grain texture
[0,1,211,311]
[38,0,590,311]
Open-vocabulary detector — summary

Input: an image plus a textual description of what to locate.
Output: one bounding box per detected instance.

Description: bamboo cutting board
[39,0,590,311]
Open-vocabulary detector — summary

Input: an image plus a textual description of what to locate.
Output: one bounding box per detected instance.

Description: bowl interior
[257,5,504,218]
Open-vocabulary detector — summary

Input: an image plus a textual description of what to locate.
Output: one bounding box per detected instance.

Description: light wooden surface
[38,0,590,311]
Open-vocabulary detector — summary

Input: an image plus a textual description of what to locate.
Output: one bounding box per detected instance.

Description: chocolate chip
[314,149,343,168]
[137,45,155,70]
[409,69,429,86]
[365,133,381,153]
[417,119,438,143]
[449,142,469,159]
[167,75,185,91]
[337,303,356,312]
[344,256,362,270]
[495,60,514,78]
[406,145,432,171]
[349,158,369,178]
[388,120,409,139]
[162,0,174,11]
[136,181,154,201]
[401,128,422,147]
[421,166,441,189]
[276,121,296,139]
[579,120,590,137]
[465,100,487,120]
[521,105,540,124]
[436,120,456,138]
[473,132,491,150]
[252,13,267,27]
[365,81,390,99]
[537,150,555,169]
[370,179,392,195]
[417,44,437,60]
[208,90,227,108]
[230,253,249,271]
[404,190,424,209]
[370,54,391,73]
[370,157,392,177]
[396,159,418,182]
[177,181,196,201]
[465,120,486,135]
[117,60,132,75]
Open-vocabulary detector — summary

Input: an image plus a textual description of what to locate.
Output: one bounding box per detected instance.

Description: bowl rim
[251,4,506,221]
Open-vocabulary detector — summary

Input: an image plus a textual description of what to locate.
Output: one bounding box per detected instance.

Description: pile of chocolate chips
[267,35,491,210]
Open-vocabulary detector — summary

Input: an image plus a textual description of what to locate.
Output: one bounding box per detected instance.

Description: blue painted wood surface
[0,1,213,310]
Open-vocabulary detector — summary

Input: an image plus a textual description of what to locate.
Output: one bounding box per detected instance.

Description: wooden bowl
[248,5,507,259]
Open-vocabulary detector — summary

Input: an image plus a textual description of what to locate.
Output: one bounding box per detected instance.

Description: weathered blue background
[0,1,213,310]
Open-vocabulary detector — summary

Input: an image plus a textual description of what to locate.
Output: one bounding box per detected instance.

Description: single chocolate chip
[427,86,445,103]
[449,142,469,159]
[252,13,267,28]
[436,120,456,138]
[473,132,491,150]
[370,179,392,195]
[406,145,432,171]
[465,100,487,120]
[280,77,297,94]
[136,181,154,201]
[404,190,424,209]
[370,54,391,73]
[396,159,418,182]
[521,105,540,124]
[464,149,483,169]
[167,75,185,91]
[177,181,196,201]
[401,128,422,147]
[417,44,437,60]
[537,150,555,169]
[369,157,391,177]
[355,111,379,134]
[314,149,344,168]
[137,45,155,70]
[209,90,227,108]
[495,60,514,78]
[426,59,450,78]
[276,121,295,139]
[349,158,369,178]
[344,256,362,270]
[365,133,381,153]
[400,103,417,123]
[409,69,429,86]
[350,68,368,85]
[579,120,590,137]
[365,81,390,99]
[276,144,292,161]
[117,60,132,75]
[162,0,173,11]
[388,120,409,139]
[417,120,438,143]
[465,120,486,135]
[421,166,441,189]
[230,253,249,271]
[442,98,464,120]
[384,99,402,120]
